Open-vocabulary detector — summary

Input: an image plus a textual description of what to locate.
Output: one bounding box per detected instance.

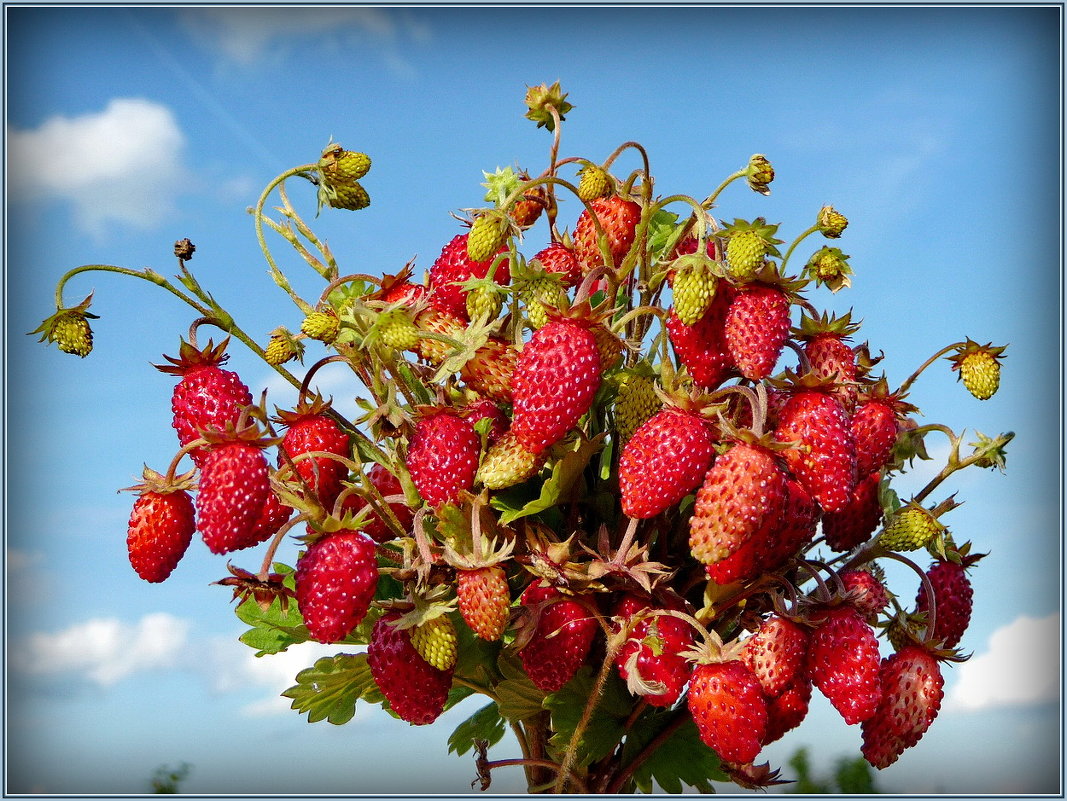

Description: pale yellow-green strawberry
[806,246,853,292]
[746,154,775,195]
[477,431,545,489]
[317,144,372,211]
[410,615,458,671]
[614,370,660,445]
[378,309,421,352]
[721,218,783,282]
[577,164,613,201]
[513,259,567,329]
[264,327,302,365]
[30,293,99,358]
[878,503,945,552]
[301,309,340,343]
[817,205,848,238]
[948,339,1007,400]
[671,253,719,326]
[467,211,511,262]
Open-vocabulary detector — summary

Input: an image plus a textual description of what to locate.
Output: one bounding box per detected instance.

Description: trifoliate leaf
[282,652,381,725]
[544,666,631,767]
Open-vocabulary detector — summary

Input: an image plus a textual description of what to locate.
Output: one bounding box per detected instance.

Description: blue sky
[4,4,1062,795]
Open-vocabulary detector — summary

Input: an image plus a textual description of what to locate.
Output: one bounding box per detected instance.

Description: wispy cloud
[178,7,428,74]
[945,612,1061,711]
[7,98,188,239]
[11,613,190,686]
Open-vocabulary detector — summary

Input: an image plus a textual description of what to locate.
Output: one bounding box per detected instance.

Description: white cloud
[7,98,187,238]
[946,612,1061,711]
[12,613,190,686]
[179,7,412,68]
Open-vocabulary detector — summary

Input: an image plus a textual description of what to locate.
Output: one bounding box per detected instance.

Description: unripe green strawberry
[378,309,421,351]
[410,615,459,671]
[746,153,775,195]
[467,211,511,262]
[726,230,767,280]
[327,149,371,182]
[457,566,511,641]
[671,255,718,326]
[521,276,568,329]
[265,328,300,366]
[317,145,372,211]
[948,339,1006,400]
[817,205,848,238]
[295,530,378,644]
[806,246,853,292]
[367,612,453,725]
[878,503,945,552]
[577,164,612,201]
[301,309,340,344]
[477,431,545,490]
[465,284,504,321]
[125,468,196,583]
[51,311,95,357]
[324,181,370,211]
[614,371,660,445]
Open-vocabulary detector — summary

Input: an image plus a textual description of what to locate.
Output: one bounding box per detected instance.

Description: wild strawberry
[316,144,372,211]
[301,309,341,344]
[532,242,582,289]
[295,530,378,644]
[841,569,890,620]
[740,615,809,698]
[666,287,737,390]
[518,581,597,693]
[276,396,350,510]
[721,218,782,281]
[613,595,694,707]
[852,400,899,478]
[688,659,768,765]
[510,181,547,228]
[806,246,853,292]
[339,463,414,542]
[412,308,466,366]
[428,233,509,321]
[410,615,459,671]
[817,205,848,238]
[614,370,660,445]
[125,468,196,583]
[689,441,789,566]
[914,553,980,649]
[463,398,508,444]
[195,425,273,554]
[377,309,422,352]
[405,409,479,509]
[477,431,545,490]
[573,195,642,272]
[724,284,791,381]
[774,386,857,514]
[155,338,253,466]
[467,210,511,262]
[515,262,569,329]
[861,645,944,769]
[619,406,717,519]
[878,502,945,552]
[511,319,601,454]
[576,163,613,201]
[460,337,519,404]
[807,605,882,724]
[822,470,883,551]
[35,303,97,357]
[264,328,300,366]
[757,477,820,571]
[948,339,1007,400]
[367,612,453,725]
[247,489,295,546]
[670,250,720,326]
[746,154,775,194]
[794,311,861,412]
[457,565,511,641]
[762,676,812,744]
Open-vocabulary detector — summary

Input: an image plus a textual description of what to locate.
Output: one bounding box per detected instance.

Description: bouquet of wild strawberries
[35,83,1012,793]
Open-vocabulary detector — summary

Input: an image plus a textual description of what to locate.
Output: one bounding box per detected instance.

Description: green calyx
[524,81,574,131]
[30,292,99,358]
[804,246,853,292]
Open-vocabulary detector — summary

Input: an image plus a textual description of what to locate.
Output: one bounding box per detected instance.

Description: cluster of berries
[45,84,1010,794]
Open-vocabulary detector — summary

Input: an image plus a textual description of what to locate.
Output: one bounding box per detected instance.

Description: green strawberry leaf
[494,652,546,722]
[493,435,605,525]
[282,652,382,725]
[544,666,631,767]
[234,568,311,656]
[623,711,728,793]
[454,616,504,688]
[448,701,507,756]
[645,209,683,262]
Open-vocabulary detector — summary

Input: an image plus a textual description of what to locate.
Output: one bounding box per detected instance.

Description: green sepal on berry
[804,246,853,292]
[719,218,784,282]
[30,291,99,358]
[745,154,775,195]
[947,339,1007,400]
[524,81,574,131]
[512,256,569,329]
[878,501,947,552]
[817,205,848,238]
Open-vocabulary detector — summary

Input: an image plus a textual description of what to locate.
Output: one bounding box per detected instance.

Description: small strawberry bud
[805,246,853,292]
[878,503,945,552]
[818,205,848,238]
[524,81,573,131]
[746,154,774,195]
[30,293,100,358]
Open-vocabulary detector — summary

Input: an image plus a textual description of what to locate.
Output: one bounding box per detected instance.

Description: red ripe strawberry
[428,233,509,321]
[861,645,944,769]
[762,676,812,745]
[666,288,737,390]
[687,660,768,765]
[619,407,716,519]
[672,234,718,259]
[337,463,414,543]
[367,611,454,725]
[689,441,788,566]
[724,285,791,381]
[246,489,295,547]
[841,569,890,620]
[155,338,253,466]
[460,337,519,404]
[533,242,582,289]
[573,195,642,273]
[276,397,350,510]
[511,319,601,454]
[196,431,271,554]
[914,557,976,648]
[457,565,511,641]
[852,399,899,478]
[807,605,882,724]
[774,388,857,514]
[821,470,883,551]
[518,581,597,693]
[740,615,809,698]
[380,277,427,305]
[613,595,694,707]
[295,530,378,644]
[125,469,196,583]
[795,311,862,412]
[405,409,479,508]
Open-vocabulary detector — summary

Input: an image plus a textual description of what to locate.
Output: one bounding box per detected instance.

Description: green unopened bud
[524,81,574,131]
[818,205,848,238]
[746,154,774,195]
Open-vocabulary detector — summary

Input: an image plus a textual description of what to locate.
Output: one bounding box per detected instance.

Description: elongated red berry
[295,530,378,644]
[774,388,857,514]
[821,470,883,551]
[367,612,453,725]
[724,285,791,381]
[740,615,809,698]
[457,565,511,642]
[666,289,737,390]
[511,319,601,454]
[428,233,509,321]
[619,407,716,519]
[196,439,270,554]
[573,195,641,273]
[688,660,768,765]
[406,409,479,508]
[914,557,975,649]
[613,595,693,707]
[763,676,812,745]
[518,582,597,693]
[852,399,899,479]
[807,605,882,724]
[861,645,944,769]
[277,398,351,510]
[126,472,196,583]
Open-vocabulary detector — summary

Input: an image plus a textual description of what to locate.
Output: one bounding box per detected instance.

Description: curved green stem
[55,264,210,317]
[779,224,819,273]
[897,342,965,396]
[701,168,746,209]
